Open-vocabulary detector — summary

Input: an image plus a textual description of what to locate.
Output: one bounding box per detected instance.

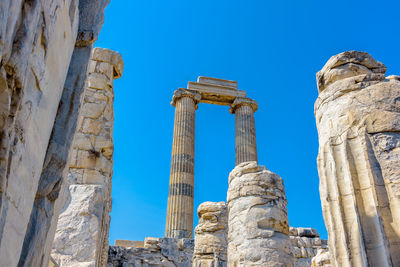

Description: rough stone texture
[192,201,227,267]
[311,249,331,267]
[51,48,123,267]
[227,161,294,267]
[17,1,111,266]
[289,227,328,267]
[0,1,83,266]
[315,51,400,266]
[107,237,194,267]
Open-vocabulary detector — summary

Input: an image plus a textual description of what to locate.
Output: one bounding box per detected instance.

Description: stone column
[51,48,123,267]
[192,201,227,267]
[227,161,294,267]
[165,89,201,238]
[315,51,400,267]
[230,97,258,165]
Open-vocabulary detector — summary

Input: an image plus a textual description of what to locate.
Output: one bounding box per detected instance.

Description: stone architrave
[227,161,294,267]
[192,201,228,267]
[51,48,123,267]
[315,51,400,266]
[230,97,258,165]
[165,89,201,239]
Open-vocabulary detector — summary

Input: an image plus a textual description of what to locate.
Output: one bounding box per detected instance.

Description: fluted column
[230,97,258,165]
[165,89,201,238]
[315,51,400,267]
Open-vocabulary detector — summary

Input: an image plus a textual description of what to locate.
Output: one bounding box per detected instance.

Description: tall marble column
[165,89,201,238]
[230,97,258,165]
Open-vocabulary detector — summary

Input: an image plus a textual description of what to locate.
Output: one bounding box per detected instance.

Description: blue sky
[95,0,400,244]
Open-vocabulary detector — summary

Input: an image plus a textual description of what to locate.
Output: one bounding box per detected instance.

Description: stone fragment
[193,201,228,267]
[51,185,105,266]
[115,240,144,248]
[227,161,294,266]
[311,249,331,267]
[108,238,194,267]
[315,51,400,266]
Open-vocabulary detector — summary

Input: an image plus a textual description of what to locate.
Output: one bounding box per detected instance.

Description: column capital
[171,89,202,108]
[229,97,258,114]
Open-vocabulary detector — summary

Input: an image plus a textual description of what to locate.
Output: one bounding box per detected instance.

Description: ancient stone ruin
[0,1,398,267]
[165,77,258,239]
[315,51,400,267]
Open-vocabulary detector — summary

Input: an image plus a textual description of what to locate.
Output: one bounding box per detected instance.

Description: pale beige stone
[115,240,144,248]
[52,185,105,267]
[81,101,106,119]
[315,51,400,267]
[227,161,294,267]
[0,1,81,265]
[312,249,331,267]
[51,48,123,267]
[108,238,194,267]
[193,201,228,267]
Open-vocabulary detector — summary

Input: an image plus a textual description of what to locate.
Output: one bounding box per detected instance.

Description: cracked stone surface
[227,161,295,267]
[192,201,227,267]
[107,237,194,267]
[315,51,400,267]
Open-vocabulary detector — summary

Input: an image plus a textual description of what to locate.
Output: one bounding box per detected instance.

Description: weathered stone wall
[51,48,123,267]
[0,1,112,266]
[315,51,400,266]
[108,237,194,267]
[289,227,328,267]
[227,161,294,266]
[192,201,227,267]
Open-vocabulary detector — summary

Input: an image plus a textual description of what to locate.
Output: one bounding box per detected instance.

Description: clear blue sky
[95,0,400,244]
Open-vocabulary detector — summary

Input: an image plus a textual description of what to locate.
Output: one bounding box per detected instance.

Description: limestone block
[311,249,331,267]
[115,240,144,248]
[108,238,194,267]
[315,51,400,267]
[193,201,227,267]
[52,185,105,267]
[227,161,294,267]
[288,227,327,267]
[81,101,106,119]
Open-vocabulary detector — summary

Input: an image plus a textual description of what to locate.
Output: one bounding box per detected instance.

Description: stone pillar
[230,97,258,165]
[315,51,400,267]
[192,201,227,267]
[227,161,294,267]
[51,48,123,267]
[17,1,111,266]
[165,89,200,239]
[0,2,80,266]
